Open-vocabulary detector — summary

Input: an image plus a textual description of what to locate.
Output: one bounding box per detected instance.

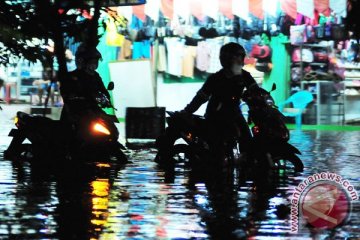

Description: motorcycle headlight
[92,122,111,135]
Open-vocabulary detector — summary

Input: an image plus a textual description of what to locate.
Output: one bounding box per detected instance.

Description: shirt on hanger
[158,44,167,72]
[206,39,223,74]
[196,41,211,72]
[182,45,197,78]
[165,38,185,76]
[118,39,132,60]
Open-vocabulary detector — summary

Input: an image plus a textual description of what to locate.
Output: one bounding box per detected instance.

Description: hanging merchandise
[296,0,315,19]
[206,39,223,74]
[331,24,346,41]
[314,25,325,39]
[165,37,185,76]
[145,0,161,21]
[313,48,329,62]
[173,0,190,20]
[314,0,331,16]
[305,18,316,42]
[292,48,314,62]
[132,4,146,21]
[182,46,197,78]
[189,0,204,21]
[249,0,264,19]
[161,0,174,20]
[219,0,233,19]
[106,18,125,47]
[202,0,219,20]
[118,39,132,60]
[132,40,151,59]
[277,13,294,36]
[329,0,347,18]
[117,6,133,24]
[232,0,249,21]
[290,25,306,44]
[196,41,211,72]
[251,44,271,60]
[280,0,297,19]
[263,0,279,17]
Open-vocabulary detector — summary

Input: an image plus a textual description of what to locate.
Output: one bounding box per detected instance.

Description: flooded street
[0,115,359,239]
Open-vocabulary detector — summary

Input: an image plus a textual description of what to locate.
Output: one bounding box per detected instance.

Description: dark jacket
[60,69,110,120]
[185,69,258,121]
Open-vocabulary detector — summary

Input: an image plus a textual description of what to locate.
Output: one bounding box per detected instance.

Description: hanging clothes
[196,41,211,72]
[263,0,280,17]
[219,0,234,19]
[190,0,204,21]
[106,18,125,47]
[161,0,174,20]
[157,44,167,72]
[117,6,133,24]
[118,39,132,60]
[296,0,315,19]
[133,5,146,22]
[182,46,197,78]
[165,38,185,76]
[314,0,330,16]
[280,0,297,19]
[202,0,219,20]
[145,0,161,21]
[233,0,249,21]
[329,0,347,18]
[206,38,223,74]
[173,0,190,20]
[132,40,151,59]
[249,0,264,19]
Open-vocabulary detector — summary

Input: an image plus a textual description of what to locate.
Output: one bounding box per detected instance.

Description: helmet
[220,43,246,69]
[75,43,102,62]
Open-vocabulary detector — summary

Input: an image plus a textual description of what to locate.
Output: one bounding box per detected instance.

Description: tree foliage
[0,0,114,75]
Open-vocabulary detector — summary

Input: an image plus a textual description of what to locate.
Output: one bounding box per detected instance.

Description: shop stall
[101,0,358,125]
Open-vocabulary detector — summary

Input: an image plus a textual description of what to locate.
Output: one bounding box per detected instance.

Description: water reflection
[0,129,359,239]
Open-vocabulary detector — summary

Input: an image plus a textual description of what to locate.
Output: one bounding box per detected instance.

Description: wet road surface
[0,116,359,239]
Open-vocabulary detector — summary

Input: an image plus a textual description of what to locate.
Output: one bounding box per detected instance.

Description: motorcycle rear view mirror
[271,83,277,92]
[107,82,114,91]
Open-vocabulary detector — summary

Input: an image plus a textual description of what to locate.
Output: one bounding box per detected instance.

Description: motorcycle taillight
[252,126,260,135]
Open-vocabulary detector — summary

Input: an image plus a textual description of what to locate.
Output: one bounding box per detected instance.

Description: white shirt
[165,38,185,77]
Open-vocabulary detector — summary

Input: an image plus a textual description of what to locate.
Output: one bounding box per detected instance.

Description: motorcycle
[155,84,304,172]
[155,110,240,170]
[242,83,304,172]
[4,82,127,162]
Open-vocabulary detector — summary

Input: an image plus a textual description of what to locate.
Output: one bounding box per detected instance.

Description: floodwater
[0,117,360,239]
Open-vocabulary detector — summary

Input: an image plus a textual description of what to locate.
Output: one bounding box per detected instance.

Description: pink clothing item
[219,0,233,19]
[249,0,264,19]
[315,0,330,16]
[196,41,211,72]
[280,0,297,19]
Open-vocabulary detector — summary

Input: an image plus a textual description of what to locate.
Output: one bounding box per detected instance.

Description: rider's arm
[183,75,215,113]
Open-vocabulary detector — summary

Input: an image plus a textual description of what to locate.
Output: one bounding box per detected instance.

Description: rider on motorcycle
[60,43,110,123]
[182,42,259,165]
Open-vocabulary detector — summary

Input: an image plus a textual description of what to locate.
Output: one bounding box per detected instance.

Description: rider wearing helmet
[60,43,110,122]
[183,42,259,164]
